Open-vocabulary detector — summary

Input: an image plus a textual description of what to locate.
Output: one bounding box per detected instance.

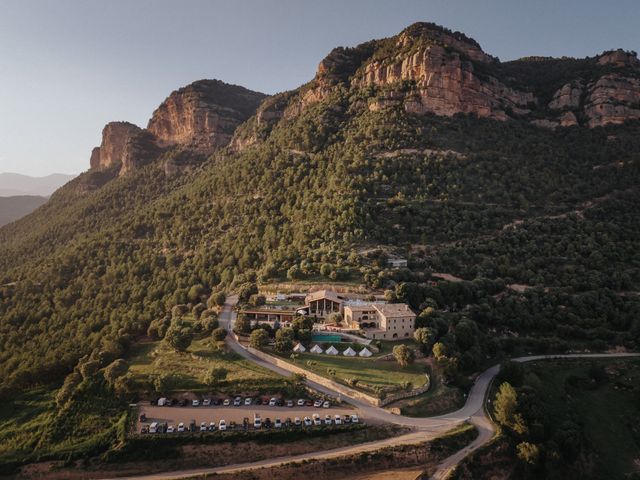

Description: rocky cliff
[89,80,265,175]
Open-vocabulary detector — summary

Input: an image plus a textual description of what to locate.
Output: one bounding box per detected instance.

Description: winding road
[111,296,640,480]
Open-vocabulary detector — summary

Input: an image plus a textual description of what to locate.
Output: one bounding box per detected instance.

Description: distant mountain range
[0,195,48,227]
[0,172,76,197]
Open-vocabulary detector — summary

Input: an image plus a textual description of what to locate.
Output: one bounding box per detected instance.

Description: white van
[149,422,159,433]
[157,397,167,406]
[254,413,262,429]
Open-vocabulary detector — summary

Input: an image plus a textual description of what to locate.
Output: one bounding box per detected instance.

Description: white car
[322,401,330,408]
[192,399,200,407]
[223,398,231,406]
[269,397,277,406]
[303,416,312,427]
[294,416,301,426]
[203,398,211,406]
[351,414,359,424]
[218,419,227,431]
[312,414,321,426]
[209,421,216,431]
[166,425,175,433]
[200,422,207,432]
[297,398,305,407]
[324,415,332,425]
[274,418,282,428]
[334,415,342,425]
[177,422,185,432]
[313,399,322,408]
[244,397,252,406]
[253,415,262,429]
[233,397,242,406]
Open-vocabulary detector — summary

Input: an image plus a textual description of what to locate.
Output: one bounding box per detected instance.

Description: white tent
[325,345,339,355]
[358,347,373,357]
[310,344,324,354]
[343,347,357,357]
[293,343,306,353]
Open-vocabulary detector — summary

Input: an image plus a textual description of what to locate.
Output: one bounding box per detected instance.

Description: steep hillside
[1,20,640,412]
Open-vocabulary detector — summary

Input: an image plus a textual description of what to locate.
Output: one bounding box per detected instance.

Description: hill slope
[1,21,639,413]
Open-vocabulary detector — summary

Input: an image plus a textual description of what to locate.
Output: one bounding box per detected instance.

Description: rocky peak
[597,49,640,68]
[147,79,266,153]
[90,122,142,170]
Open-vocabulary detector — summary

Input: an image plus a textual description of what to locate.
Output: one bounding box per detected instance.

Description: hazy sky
[1,0,638,176]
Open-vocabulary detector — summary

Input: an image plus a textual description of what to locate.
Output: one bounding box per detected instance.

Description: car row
[153,396,332,408]
[140,413,359,434]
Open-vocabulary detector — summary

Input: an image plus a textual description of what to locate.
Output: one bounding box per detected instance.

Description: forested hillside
[1,21,639,448]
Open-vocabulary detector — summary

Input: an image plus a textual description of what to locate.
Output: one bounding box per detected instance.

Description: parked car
[203,398,211,406]
[334,414,342,425]
[139,413,147,422]
[285,417,292,428]
[274,417,282,428]
[233,397,242,406]
[323,401,330,408]
[303,416,312,427]
[351,414,359,424]
[149,422,159,433]
[208,421,216,431]
[180,399,188,407]
[264,417,272,429]
[189,420,197,432]
[276,399,284,407]
[312,414,321,426]
[297,398,305,407]
[343,415,351,424]
[218,419,227,431]
[313,399,322,408]
[243,417,249,430]
[324,415,332,425]
[213,398,221,406]
[305,400,313,406]
[269,397,277,406]
[254,414,261,429]
[286,399,294,408]
[192,399,200,407]
[244,397,252,406]
[223,398,231,406]
[294,416,302,427]
[177,422,185,432]
[167,425,175,433]
[255,397,263,405]
[200,422,207,432]
[229,420,237,430]
[140,426,149,434]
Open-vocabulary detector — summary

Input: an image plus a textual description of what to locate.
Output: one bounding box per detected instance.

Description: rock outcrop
[584,74,640,127]
[147,80,266,153]
[90,122,142,170]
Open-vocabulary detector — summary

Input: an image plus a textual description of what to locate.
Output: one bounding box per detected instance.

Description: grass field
[525,358,640,479]
[127,338,289,395]
[392,367,465,417]
[279,350,428,396]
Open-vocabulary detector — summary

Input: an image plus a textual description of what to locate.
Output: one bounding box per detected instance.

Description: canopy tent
[325,345,339,355]
[310,344,324,354]
[293,343,306,353]
[358,347,373,357]
[343,347,357,357]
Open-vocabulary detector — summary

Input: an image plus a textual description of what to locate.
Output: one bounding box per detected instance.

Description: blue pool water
[311,334,343,343]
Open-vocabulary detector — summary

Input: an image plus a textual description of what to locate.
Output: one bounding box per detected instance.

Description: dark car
[150,398,157,406]
[140,426,149,434]
[243,417,249,430]
[189,420,196,432]
[255,398,263,405]
[180,399,188,407]
[139,413,147,422]
[264,418,272,429]
[229,420,237,430]
[276,399,284,407]
[285,417,292,428]
[171,398,179,406]
[305,400,313,407]
[213,398,221,406]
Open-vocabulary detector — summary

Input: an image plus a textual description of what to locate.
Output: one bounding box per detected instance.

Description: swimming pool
[311,334,343,343]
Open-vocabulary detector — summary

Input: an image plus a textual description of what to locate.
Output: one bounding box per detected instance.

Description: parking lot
[137,401,360,433]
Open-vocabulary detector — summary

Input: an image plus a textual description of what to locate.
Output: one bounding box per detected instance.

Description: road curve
[111,297,640,480]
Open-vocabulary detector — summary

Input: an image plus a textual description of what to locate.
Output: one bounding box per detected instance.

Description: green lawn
[127,338,288,394]
[281,351,428,396]
[393,367,465,417]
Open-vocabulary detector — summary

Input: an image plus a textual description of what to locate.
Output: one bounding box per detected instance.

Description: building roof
[373,303,415,318]
[305,290,345,304]
[344,303,378,312]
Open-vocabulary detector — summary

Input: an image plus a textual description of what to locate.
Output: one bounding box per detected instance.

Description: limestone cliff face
[90,122,142,170]
[147,80,266,153]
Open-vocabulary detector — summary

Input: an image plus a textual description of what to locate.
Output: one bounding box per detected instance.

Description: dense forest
[1,21,640,472]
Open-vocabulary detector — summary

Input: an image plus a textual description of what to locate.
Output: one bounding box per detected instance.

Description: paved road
[111,297,640,480]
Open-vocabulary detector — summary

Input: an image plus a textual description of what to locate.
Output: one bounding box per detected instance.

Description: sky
[1,0,638,176]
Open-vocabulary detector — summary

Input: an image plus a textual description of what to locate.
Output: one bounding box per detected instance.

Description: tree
[517,442,539,465]
[249,294,266,306]
[275,327,294,353]
[164,325,192,352]
[494,382,518,428]
[497,361,525,387]
[187,283,206,303]
[207,291,226,308]
[202,367,228,387]
[432,341,447,361]
[212,327,227,341]
[393,344,415,367]
[238,283,258,304]
[414,327,436,352]
[249,329,269,349]
[154,373,178,394]
[103,358,129,387]
[234,315,251,335]
[200,314,219,333]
